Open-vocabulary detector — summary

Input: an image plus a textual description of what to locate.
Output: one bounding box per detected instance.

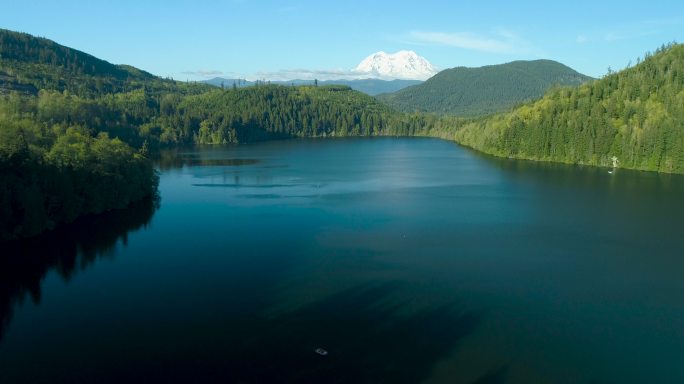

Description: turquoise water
[1,137,683,383]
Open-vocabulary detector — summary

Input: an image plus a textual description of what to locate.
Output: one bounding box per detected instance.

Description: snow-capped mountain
[353,51,437,80]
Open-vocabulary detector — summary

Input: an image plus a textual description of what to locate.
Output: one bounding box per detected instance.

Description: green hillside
[0,96,158,241]
[2,27,683,240]
[451,43,684,173]
[0,30,408,239]
[152,84,406,144]
[0,28,210,97]
[377,60,592,116]
[0,29,166,240]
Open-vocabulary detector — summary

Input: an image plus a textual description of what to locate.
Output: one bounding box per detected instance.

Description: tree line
[2,27,683,240]
[450,43,684,173]
[0,94,157,240]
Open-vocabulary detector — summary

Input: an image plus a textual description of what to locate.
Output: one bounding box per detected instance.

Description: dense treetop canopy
[450,43,684,173]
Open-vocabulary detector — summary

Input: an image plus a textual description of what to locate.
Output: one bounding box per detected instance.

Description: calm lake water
[1,137,683,383]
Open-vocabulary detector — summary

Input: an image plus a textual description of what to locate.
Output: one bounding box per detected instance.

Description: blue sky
[2,0,683,80]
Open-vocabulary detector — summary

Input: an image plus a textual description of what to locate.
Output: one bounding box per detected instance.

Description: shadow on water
[162,282,484,384]
[471,366,510,384]
[0,196,159,343]
[63,282,490,384]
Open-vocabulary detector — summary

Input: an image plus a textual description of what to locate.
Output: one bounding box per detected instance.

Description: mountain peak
[353,51,437,80]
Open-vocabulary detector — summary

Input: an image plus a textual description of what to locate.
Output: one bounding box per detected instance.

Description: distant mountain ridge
[202,77,422,96]
[377,59,593,116]
[201,50,435,94]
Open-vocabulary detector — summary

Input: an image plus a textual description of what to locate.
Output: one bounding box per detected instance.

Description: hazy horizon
[1,0,683,81]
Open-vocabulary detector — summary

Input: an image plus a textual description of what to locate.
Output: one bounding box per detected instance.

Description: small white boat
[315,348,328,356]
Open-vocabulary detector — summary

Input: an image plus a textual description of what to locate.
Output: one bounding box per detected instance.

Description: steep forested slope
[452,44,684,173]
[0,28,210,97]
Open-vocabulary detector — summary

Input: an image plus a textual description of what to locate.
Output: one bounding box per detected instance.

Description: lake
[1,137,683,383]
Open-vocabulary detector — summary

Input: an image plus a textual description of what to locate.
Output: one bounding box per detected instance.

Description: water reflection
[476,151,684,235]
[474,148,684,193]
[156,146,259,170]
[0,196,158,342]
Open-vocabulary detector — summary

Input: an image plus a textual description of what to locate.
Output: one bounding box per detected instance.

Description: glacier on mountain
[353,51,437,80]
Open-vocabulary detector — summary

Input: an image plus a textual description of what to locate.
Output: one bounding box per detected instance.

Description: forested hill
[0,29,167,240]
[377,60,592,116]
[0,29,415,240]
[0,96,158,241]
[451,43,684,173]
[154,84,411,144]
[0,29,150,78]
[0,29,210,97]
[3,27,683,240]
[0,29,408,148]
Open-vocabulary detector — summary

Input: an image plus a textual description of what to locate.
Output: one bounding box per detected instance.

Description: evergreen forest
[1,28,683,239]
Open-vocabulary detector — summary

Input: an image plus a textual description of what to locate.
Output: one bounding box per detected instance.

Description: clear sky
[2,0,683,80]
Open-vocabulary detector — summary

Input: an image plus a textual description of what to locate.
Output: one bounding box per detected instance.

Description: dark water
[1,137,683,383]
